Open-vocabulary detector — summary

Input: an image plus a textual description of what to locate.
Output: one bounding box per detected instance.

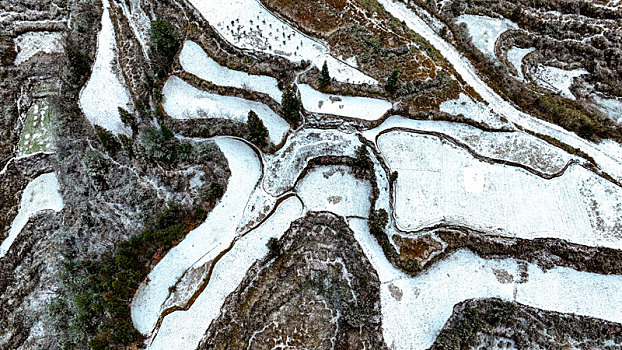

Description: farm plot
[363,115,574,175]
[179,40,283,102]
[147,196,303,349]
[439,93,505,128]
[0,173,64,259]
[131,138,261,336]
[349,219,622,350]
[377,130,622,249]
[186,0,376,84]
[298,84,392,120]
[79,0,132,136]
[17,98,56,156]
[162,76,289,145]
[297,165,372,218]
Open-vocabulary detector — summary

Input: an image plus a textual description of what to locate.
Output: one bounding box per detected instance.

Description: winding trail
[376,0,622,183]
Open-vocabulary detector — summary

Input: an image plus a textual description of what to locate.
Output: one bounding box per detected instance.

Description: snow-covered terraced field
[147,195,303,349]
[378,130,622,249]
[13,31,63,65]
[79,0,132,136]
[455,15,518,58]
[506,46,535,80]
[364,115,574,175]
[0,173,64,259]
[297,165,372,218]
[131,138,261,335]
[263,129,362,195]
[375,0,622,183]
[186,0,376,84]
[531,65,588,100]
[162,76,289,144]
[179,40,283,102]
[298,84,392,120]
[349,219,622,350]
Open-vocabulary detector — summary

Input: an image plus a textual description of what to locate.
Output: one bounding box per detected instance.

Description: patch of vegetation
[149,20,181,77]
[50,203,217,350]
[82,150,110,191]
[139,125,192,165]
[368,208,420,274]
[385,68,400,95]
[389,171,399,184]
[246,110,269,147]
[117,134,135,159]
[118,107,138,135]
[94,125,122,156]
[65,46,93,87]
[434,307,484,350]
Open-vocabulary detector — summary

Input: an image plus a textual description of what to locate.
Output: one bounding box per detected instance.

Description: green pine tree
[385,68,400,95]
[246,110,269,147]
[319,61,331,90]
[281,86,302,126]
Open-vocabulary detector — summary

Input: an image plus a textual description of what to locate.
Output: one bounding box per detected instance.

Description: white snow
[364,115,574,175]
[348,219,622,350]
[532,65,588,100]
[131,137,262,335]
[147,195,303,349]
[162,76,289,145]
[79,0,132,136]
[13,31,63,65]
[439,93,505,127]
[375,0,622,183]
[593,94,622,123]
[179,40,283,102]
[116,0,151,58]
[506,46,535,80]
[297,165,372,218]
[455,15,518,58]
[298,84,392,120]
[378,130,622,249]
[0,173,64,259]
[186,0,376,84]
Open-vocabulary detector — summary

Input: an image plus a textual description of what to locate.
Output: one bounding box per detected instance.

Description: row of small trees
[318,60,400,95]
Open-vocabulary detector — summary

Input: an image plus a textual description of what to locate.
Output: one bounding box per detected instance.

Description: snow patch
[180,40,283,102]
[162,76,289,145]
[439,93,504,127]
[0,173,64,259]
[13,31,63,65]
[297,165,372,218]
[532,65,588,100]
[298,84,392,120]
[79,0,132,136]
[455,15,518,58]
[593,94,622,123]
[506,46,534,80]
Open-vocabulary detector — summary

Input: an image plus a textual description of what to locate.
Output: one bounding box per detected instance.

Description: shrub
[118,107,138,134]
[149,20,180,76]
[267,237,282,256]
[354,145,373,171]
[385,68,400,95]
[246,110,269,147]
[368,209,388,236]
[390,171,399,183]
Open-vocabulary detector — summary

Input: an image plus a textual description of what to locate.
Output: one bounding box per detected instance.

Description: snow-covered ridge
[79,0,132,136]
[298,84,392,120]
[531,65,588,100]
[0,173,64,259]
[179,40,283,102]
[161,76,289,145]
[186,0,377,85]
